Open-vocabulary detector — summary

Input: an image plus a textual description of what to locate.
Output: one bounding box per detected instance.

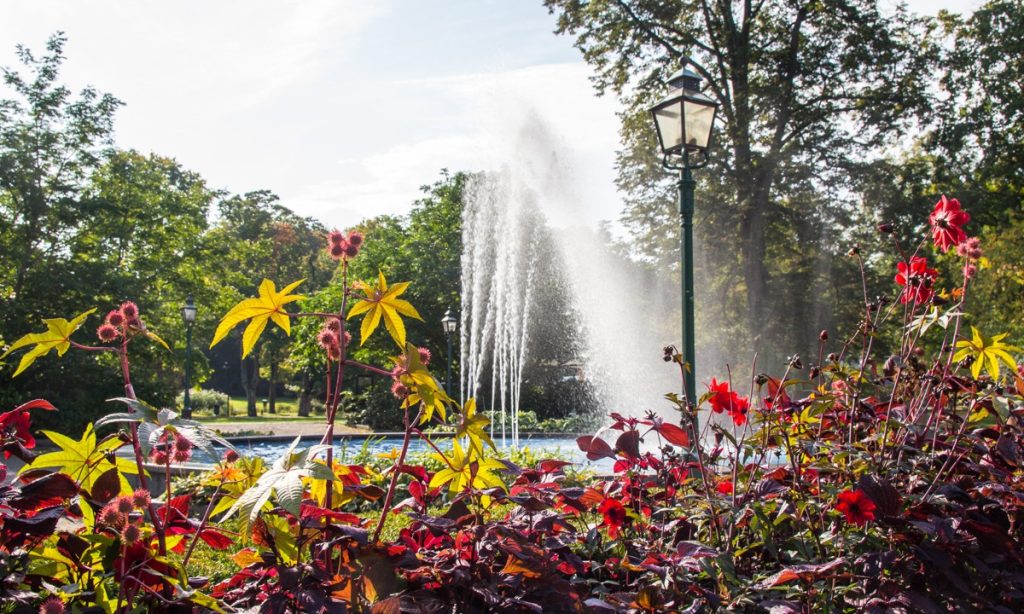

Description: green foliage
[544,0,940,368]
[175,388,231,413]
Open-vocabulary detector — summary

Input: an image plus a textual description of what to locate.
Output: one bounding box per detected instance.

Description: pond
[222,433,614,471]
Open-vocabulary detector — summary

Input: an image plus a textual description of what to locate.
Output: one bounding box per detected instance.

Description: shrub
[175,388,230,414]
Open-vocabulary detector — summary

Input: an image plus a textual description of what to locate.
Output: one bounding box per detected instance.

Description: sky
[0,0,982,230]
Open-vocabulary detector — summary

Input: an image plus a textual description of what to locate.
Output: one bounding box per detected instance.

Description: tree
[0,36,224,432]
[545,0,938,361]
[205,191,332,416]
[0,32,121,324]
[934,0,1024,224]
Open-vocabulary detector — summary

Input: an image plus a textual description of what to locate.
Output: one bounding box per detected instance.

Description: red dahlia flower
[929,195,969,252]
[598,497,627,539]
[836,488,877,526]
[707,378,750,426]
[894,256,937,305]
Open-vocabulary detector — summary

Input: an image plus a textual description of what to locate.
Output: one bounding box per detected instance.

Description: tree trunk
[298,372,312,417]
[268,362,277,414]
[242,352,260,417]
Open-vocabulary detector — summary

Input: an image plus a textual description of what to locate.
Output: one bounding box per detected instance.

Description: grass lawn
[190,396,324,422]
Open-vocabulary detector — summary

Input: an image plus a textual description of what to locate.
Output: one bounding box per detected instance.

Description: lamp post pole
[648,61,718,409]
[181,295,197,419]
[679,160,697,406]
[446,330,453,395]
[441,308,457,395]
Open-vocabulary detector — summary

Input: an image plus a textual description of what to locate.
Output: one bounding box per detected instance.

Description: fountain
[459,114,679,447]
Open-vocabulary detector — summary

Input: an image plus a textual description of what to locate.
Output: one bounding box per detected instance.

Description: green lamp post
[181,295,197,419]
[649,62,718,406]
[441,308,457,395]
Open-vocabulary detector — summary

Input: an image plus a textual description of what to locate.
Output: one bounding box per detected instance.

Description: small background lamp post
[181,295,197,418]
[649,62,718,407]
[441,308,457,395]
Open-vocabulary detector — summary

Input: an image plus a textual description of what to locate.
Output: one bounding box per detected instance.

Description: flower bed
[1,196,1022,612]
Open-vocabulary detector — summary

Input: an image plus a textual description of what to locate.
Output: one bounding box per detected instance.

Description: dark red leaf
[538,459,572,474]
[9,472,79,511]
[754,557,845,589]
[655,423,689,447]
[199,528,234,550]
[857,474,903,517]
[12,399,57,412]
[576,436,614,460]
[614,430,640,459]
[89,467,121,504]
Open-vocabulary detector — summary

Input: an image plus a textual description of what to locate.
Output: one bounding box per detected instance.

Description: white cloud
[293,62,624,228]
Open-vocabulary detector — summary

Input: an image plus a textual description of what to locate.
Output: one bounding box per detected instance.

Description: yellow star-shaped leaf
[27,423,137,493]
[393,344,450,423]
[210,279,304,357]
[347,271,422,348]
[1,309,96,377]
[952,327,1020,380]
[428,439,506,507]
[454,398,495,457]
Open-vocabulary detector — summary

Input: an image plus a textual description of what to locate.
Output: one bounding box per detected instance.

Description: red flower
[707,378,750,426]
[836,489,877,526]
[597,497,627,539]
[716,480,734,495]
[894,257,937,305]
[929,195,969,252]
[0,399,56,458]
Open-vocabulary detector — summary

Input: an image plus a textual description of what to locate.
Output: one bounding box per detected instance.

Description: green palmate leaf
[952,326,1020,380]
[1,309,96,376]
[220,436,331,534]
[98,397,236,459]
[210,279,304,357]
[348,271,422,348]
[27,423,137,493]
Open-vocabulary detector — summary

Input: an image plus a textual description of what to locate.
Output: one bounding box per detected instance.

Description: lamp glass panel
[683,100,716,150]
[653,100,683,153]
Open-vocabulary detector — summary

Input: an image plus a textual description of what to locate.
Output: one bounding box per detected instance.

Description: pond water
[219,434,616,472]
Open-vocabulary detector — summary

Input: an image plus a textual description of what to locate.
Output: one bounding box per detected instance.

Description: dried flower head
[99,505,124,527]
[119,301,139,320]
[317,329,338,350]
[97,324,119,342]
[39,596,65,614]
[106,310,126,327]
[115,495,134,515]
[172,446,192,463]
[325,317,341,332]
[121,522,142,545]
[390,380,409,398]
[131,489,151,508]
